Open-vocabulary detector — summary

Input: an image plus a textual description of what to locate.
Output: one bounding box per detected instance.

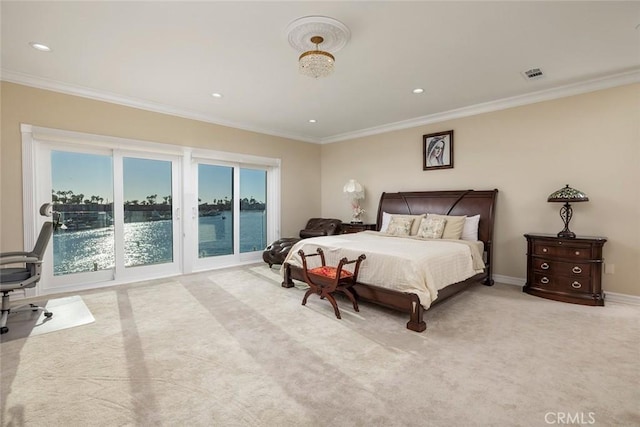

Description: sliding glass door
[198,164,234,258]
[194,162,269,269]
[24,124,280,294]
[239,168,267,254]
[51,150,115,277]
[123,157,175,268]
[42,147,181,291]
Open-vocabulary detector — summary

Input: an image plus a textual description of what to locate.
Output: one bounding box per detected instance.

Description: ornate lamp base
[557,230,576,239]
[557,202,576,239]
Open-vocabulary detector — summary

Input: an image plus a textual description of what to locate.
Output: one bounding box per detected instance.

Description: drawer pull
[575,251,580,256]
[571,281,582,289]
[572,266,582,274]
[540,277,550,284]
[541,262,550,270]
[542,248,548,253]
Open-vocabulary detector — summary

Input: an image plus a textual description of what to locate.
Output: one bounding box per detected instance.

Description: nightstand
[524,233,607,306]
[340,223,377,234]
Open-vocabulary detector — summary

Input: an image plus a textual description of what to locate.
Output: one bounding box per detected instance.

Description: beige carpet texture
[1,264,638,426]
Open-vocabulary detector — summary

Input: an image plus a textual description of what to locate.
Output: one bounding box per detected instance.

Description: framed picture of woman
[423,130,453,170]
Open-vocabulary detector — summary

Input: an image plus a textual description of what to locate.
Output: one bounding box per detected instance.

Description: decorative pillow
[426,214,467,239]
[385,216,414,236]
[417,217,447,239]
[461,214,481,241]
[379,212,426,235]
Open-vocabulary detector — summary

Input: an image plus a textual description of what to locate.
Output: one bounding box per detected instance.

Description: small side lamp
[547,184,589,239]
[343,179,365,223]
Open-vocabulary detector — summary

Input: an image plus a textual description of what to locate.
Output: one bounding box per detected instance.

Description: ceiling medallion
[286,16,350,78]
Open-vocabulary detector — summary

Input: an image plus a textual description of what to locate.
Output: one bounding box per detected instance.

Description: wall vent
[521,68,544,81]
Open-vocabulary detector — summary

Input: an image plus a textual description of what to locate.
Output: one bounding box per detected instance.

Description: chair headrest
[39,203,53,217]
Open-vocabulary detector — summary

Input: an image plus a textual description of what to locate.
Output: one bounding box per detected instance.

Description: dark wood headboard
[375,189,498,248]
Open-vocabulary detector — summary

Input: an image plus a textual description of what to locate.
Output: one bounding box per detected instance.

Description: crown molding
[0,69,320,144]
[320,68,640,144]
[3,68,638,146]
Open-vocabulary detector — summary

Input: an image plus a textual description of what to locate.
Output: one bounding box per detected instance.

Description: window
[22,124,280,295]
[51,151,114,275]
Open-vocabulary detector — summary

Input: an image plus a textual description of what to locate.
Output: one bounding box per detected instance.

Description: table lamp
[343,179,365,223]
[547,184,589,238]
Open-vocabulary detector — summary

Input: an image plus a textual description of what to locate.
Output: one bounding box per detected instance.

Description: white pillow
[461,214,481,241]
[380,211,392,233]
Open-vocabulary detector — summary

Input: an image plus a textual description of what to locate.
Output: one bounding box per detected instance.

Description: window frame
[21,124,281,295]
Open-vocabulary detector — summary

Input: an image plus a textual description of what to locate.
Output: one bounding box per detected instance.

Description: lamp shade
[547,184,589,203]
[343,179,364,200]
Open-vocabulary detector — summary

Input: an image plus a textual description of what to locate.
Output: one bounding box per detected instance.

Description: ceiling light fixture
[308,119,317,123]
[286,16,350,79]
[299,36,334,78]
[29,42,51,52]
[211,93,223,98]
[412,88,424,94]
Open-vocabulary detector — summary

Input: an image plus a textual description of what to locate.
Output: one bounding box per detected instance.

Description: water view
[53,211,267,275]
[51,151,268,276]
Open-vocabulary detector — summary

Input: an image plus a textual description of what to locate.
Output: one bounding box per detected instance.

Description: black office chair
[0,204,56,334]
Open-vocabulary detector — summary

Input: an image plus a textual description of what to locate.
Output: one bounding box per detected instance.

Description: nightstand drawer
[532,259,591,278]
[533,242,592,259]
[533,273,591,294]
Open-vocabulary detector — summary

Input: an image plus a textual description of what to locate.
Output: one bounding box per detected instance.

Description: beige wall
[0,82,321,252]
[321,84,640,296]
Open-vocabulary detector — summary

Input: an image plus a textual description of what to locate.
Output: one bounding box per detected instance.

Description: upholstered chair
[299,218,342,239]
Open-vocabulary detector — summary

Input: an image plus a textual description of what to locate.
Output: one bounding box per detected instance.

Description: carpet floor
[1,264,638,426]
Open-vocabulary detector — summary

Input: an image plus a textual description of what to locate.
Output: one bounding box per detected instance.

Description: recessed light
[412,88,424,94]
[308,119,317,123]
[211,93,223,98]
[29,42,51,52]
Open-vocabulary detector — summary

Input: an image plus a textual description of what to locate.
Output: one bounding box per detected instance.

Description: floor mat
[1,295,95,343]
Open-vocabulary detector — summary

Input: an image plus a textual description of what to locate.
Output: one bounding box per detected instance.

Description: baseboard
[492,274,640,306]
[605,292,640,306]
[493,274,525,287]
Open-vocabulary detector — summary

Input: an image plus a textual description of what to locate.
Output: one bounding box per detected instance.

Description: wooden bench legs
[298,248,366,320]
[301,285,359,319]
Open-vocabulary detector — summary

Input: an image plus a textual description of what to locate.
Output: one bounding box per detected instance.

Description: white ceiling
[2,1,639,143]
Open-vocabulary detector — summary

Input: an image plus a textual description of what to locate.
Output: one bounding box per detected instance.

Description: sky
[198,164,266,204]
[52,151,266,204]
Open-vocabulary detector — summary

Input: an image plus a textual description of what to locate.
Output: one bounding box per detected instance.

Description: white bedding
[282,231,485,309]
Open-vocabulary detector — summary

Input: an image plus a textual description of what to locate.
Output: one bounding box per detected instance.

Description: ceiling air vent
[521,68,544,81]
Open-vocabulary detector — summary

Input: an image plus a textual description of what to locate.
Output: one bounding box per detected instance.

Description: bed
[281,189,498,332]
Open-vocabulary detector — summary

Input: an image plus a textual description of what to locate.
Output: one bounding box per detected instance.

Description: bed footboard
[351,282,426,332]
